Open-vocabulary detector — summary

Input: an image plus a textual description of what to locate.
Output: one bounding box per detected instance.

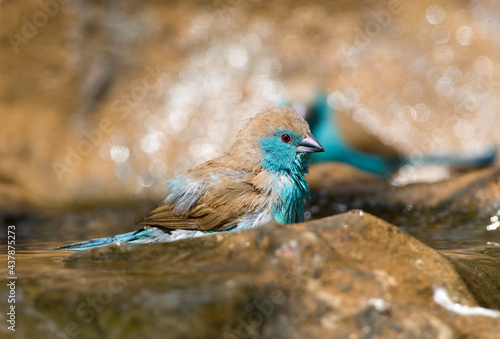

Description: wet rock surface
[7,211,500,339]
[308,163,500,215]
[307,163,500,249]
[445,245,500,311]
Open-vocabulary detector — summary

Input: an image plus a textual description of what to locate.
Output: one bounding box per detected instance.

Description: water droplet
[443,66,462,82]
[368,298,390,311]
[486,221,500,231]
[327,91,346,110]
[413,103,431,122]
[435,77,454,97]
[141,132,163,154]
[189,138,219,162]
[110,145,130,163]
[137,172,155,188]
[403,105,417,120]
[167,109,189,134]
[226,45,248,70]
[452,118,474,139]
[353,106,367,123]
[456,26,473,46]
[426,4,445,25]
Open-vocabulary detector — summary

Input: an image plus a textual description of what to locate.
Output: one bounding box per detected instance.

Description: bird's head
[229,107,324,174]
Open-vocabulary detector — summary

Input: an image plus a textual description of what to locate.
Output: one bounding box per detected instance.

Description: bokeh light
[2,0,500,204]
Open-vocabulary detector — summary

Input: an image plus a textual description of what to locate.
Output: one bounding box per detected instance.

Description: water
[2,202,499,256]
[390,209,500,250]
[1,202,499,339]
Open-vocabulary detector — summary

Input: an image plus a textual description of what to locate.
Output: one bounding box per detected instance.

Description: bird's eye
[280,134,291,143]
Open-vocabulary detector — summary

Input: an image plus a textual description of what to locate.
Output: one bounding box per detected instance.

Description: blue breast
[271,171,309,224]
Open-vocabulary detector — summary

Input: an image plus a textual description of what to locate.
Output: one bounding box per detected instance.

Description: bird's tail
[51,227,173,251]
[403,146,497,169]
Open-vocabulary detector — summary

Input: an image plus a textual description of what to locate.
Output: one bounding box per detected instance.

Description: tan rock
[13,212,500,338]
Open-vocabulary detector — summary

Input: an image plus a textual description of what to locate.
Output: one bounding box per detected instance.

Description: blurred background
[2,0,500,214]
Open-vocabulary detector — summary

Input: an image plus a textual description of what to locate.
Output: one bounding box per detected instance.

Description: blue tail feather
[51,227,206,251]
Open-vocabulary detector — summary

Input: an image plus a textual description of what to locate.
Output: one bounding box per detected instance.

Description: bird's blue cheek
[259,137,295,172]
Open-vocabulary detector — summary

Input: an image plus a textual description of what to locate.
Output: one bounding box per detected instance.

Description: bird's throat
[270,172,309,224]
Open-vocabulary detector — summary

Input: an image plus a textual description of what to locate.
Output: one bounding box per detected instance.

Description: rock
[308,163,500,214]
[11,211,500,338]
[307,163,500,248]
[445,245,500,311]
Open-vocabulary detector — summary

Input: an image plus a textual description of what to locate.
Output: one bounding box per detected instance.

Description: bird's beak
[297,133,324,153]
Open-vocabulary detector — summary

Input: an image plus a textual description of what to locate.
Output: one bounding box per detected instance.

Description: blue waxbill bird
[295,93,497,177]
[54,107,324,251]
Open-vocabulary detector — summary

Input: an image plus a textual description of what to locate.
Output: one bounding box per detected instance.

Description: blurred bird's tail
[403,146,497,169]
[50,226,204,251]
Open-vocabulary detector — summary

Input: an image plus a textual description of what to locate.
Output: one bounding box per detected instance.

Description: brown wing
[187,179,265,230]
[135,203,201,230]
[135,169,265,231]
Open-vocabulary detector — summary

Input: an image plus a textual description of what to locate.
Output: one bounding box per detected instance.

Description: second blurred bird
[289,93,496,177]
